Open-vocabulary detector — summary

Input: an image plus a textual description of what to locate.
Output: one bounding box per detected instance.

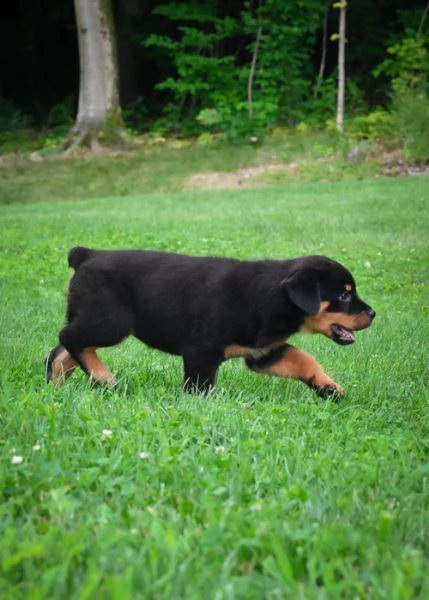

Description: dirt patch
[185,152,429,190]
[378,150,429,177]
[184,163,298,191]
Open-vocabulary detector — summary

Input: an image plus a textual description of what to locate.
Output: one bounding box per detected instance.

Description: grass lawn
[0,175,428,598]
[0,130,380,206]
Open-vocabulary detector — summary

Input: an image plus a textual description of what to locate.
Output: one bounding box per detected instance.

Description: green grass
[0,129,379,206]
[0,176,428,599]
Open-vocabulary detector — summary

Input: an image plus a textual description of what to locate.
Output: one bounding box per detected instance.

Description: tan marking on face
[51,347,78,386]
[81,348,116,386]
[345,284,352,291]
[248,346,344,396]
[301,301,372,337]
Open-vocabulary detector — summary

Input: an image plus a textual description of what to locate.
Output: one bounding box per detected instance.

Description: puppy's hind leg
[45,344,78,385]
[58,307,133,386]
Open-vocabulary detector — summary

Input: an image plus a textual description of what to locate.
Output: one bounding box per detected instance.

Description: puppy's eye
[339,291,352,302]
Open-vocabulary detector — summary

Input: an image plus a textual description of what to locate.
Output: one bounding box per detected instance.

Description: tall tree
[65,0,125,153]
[335,1,347,132]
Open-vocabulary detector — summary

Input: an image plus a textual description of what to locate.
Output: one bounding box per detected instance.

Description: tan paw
[307,375,345,399]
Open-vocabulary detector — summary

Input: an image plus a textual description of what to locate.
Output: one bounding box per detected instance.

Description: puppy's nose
[367,308,376,320]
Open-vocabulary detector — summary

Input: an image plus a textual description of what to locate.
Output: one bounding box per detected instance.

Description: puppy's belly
[132,322,184,356]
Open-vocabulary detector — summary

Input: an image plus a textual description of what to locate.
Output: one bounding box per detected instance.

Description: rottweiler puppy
[45,246,375,398]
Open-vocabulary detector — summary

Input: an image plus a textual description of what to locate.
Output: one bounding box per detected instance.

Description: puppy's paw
[312,383,345,400]
[305,375,345,400]
[90,371,117,387]
[44,351,55,383]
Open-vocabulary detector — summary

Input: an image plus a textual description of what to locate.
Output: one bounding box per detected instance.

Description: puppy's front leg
[245,344,345,399]
[183,350,222,394]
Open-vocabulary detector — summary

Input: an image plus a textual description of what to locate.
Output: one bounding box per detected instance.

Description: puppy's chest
[224,342,284,361]
[224,314,301,361]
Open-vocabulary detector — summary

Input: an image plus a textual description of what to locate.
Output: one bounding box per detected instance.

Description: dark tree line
[0,0,428,146]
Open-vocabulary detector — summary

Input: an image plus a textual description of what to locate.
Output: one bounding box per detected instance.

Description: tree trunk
[248,24,263,120]
[336,3,347,133]
[418,1,429,35]
[313,2,329,98]
[318,4,329,81]
[247,0,263,121]
[65,0,125,153]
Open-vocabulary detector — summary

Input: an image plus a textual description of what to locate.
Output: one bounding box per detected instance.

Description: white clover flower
[101,429,113,439]
[32,444,41,451]
[215,445,225,453]
[11,455,24,465]
[139,451,150,459]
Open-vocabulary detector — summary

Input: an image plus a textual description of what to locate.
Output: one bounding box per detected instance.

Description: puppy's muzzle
[331,308,376,345]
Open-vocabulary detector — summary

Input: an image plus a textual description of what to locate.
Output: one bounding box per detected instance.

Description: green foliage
[138,1,429,146]
[350,110,395,142]
[372,29,429,161]
[144,0,327,139]
[123,96,148,131]
[308,77,337,127]
[0,127,69,156]
[373,34,429,96]
[2,0,429,146]
[41,127,69,153]
[0,97,31,130]
[248,0,325,126]
[144,3,242,134]
[196,108,220,127]
[196,131,222,146]
[344,79,370,116]
[46,96,75,128]
[390,91,429,162]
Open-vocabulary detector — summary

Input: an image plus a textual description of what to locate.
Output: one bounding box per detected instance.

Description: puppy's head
[282,256,375,345]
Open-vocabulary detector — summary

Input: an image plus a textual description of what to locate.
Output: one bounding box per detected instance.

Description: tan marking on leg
[52,347,78,386]
[250,346,344,396]
[81,348,116,386]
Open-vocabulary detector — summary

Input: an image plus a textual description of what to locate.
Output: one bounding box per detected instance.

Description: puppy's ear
[281,270,321,316]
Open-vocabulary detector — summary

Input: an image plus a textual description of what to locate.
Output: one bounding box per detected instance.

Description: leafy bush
[349,110,395,142]
[391,91,429,162]
[372,31,429,161]
[123,96,148,131]
[143,0,326,139]
[307,76,337,127]
[373,35,429,96]
[46,96,75,128]
[0,97,31,130]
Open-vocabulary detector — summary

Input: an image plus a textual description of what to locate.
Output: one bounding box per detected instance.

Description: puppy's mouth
[331,324,356,345]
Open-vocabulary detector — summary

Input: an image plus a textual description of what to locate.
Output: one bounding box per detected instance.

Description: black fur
[48,247,375,394]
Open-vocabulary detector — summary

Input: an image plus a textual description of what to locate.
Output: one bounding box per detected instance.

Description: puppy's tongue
[332,324,356,343]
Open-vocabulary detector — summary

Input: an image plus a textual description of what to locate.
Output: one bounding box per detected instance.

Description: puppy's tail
[68,246,92,270]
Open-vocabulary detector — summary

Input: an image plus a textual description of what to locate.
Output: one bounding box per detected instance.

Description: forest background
[0,0,428,165]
